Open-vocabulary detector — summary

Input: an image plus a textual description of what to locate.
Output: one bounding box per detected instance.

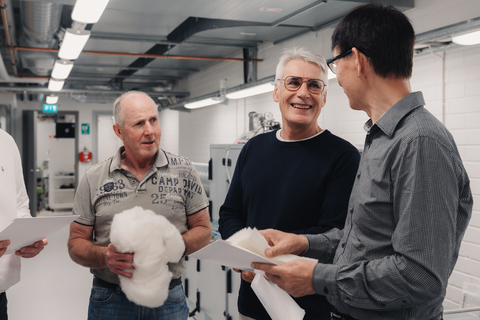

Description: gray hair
[275,47,328,83]
[113,91,157,127]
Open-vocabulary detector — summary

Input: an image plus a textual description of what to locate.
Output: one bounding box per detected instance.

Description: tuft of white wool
[109,206,185,308]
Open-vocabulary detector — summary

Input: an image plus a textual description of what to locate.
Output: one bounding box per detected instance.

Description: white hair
[275,47,328,83]
[113,91,157,127]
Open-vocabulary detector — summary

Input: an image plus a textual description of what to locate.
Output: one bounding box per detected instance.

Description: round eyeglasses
[278,76,326,94]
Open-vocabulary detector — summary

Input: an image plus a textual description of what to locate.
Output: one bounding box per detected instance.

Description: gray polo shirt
[73,147,209,284]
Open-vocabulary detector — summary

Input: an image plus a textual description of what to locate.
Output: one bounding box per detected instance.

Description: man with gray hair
[68,91,211,320]
[219,47,360,320]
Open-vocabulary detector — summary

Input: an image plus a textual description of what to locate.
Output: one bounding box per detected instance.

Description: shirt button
[350,209,353,214]
[323,287,329,294]
[341,243,345,248]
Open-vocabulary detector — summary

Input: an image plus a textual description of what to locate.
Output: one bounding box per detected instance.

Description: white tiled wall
[175,32,480,309]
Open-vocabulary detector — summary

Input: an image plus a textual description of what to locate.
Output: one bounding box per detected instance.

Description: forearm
[68,237,108,269]
[182,224,211,256]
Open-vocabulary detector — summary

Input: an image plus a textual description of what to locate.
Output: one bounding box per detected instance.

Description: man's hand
[0,240,10,258]
[105,243,134,278]
[16,238,48,258]
[233,268,256,283]
[259,229,308,257]
[252,259,317,297]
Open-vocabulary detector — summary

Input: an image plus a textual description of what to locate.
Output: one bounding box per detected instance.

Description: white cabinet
[48,138,75,210]
[184,144,244,320]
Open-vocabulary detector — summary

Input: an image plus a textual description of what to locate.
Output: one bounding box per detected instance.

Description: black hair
[331,3,415,79]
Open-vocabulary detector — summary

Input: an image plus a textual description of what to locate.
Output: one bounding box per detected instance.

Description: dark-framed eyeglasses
[278,76,326,94]
[326,49,353,74]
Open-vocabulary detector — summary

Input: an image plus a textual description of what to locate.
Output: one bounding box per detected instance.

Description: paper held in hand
[190,227,317,272]
[0,215,79,254]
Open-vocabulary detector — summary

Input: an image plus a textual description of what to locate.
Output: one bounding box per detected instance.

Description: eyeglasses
[326,49,352,74]
[278,76,326,94]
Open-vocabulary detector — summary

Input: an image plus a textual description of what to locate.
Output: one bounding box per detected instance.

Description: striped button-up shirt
[306,91,473,320]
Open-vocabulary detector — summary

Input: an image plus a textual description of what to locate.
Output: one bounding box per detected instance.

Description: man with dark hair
[252,4,473,320]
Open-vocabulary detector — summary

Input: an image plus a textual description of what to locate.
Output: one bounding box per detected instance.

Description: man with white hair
[219,47,360,320]
[68,91,211,320]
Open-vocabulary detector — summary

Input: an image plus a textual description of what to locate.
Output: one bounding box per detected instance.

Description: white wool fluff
[109,206,185,308]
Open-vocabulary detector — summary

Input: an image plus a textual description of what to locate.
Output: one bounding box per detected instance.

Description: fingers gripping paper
[110,206,185,308]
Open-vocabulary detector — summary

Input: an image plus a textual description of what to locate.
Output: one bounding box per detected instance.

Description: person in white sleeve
[0,128,48,320]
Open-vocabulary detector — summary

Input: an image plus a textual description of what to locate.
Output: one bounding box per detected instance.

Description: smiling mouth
[142,141,155,145]
[291,103,312,110]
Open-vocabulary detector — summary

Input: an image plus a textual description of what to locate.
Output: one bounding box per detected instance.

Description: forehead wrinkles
[284,60,323,80]
[123,100,158,124]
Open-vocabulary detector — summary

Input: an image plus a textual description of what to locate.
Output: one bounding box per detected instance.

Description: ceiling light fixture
[48,79,65,91]
[226,82,275,99]
[51,60,74,79]
[71,0,110,24]
[184,97,225,109]
[58,28,91,60]
[46,95,59,104]
[452,29,480,45]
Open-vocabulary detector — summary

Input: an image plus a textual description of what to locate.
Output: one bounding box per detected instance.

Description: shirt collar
[109,146,169,173]
[363,91,425,137]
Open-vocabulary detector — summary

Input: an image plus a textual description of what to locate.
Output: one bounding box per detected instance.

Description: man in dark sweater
[218,47,360,320]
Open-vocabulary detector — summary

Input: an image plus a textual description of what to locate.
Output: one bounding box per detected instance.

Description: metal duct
[18,1,63,76]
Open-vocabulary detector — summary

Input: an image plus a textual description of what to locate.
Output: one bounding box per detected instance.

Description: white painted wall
[174,0,480,308]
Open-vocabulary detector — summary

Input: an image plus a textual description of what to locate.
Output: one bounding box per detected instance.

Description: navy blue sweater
[219,130,360,320]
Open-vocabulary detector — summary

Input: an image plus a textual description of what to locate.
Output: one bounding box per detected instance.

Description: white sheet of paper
[0,215,79,254]
[190,239,275,272]
[251,273,305,320]
[190,239,316,272]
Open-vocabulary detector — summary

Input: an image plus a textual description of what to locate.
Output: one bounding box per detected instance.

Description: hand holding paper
[251,258,317,298]
[15,238,48,258]
[0,240,10,258]
[259,229,309,257]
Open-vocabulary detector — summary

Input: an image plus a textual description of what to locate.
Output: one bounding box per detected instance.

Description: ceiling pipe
[12,46,263,63]
[0,0,18,77]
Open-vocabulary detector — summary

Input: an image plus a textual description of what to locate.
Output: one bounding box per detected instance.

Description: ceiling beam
[90,32,261,48]
[72,63,200,73]
[0,86,190,97]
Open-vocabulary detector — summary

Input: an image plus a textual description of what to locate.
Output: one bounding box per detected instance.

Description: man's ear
[113,123,124,141]
[352,47,369,78]
[273,83,280,102]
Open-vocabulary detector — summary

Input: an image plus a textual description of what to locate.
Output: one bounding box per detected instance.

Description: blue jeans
[87,284,189,320]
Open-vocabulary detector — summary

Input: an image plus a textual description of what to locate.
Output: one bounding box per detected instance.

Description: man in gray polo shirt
[68,91,211,320]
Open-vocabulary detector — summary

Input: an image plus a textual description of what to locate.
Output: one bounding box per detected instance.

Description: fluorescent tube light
[72,0,110,24]
[184,97,225,109]
[51,60,74,79]
[58,28,91,60]
[48,79,65,91]
[226,82,275,99]
[452,29,480,46]
[46,95,59,104]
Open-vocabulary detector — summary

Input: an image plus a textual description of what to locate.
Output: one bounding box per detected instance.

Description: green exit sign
[42,104,57,113]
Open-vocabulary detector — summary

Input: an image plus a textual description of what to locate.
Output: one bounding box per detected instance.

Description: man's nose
[296,82,310,98]
[144,122,154,135]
